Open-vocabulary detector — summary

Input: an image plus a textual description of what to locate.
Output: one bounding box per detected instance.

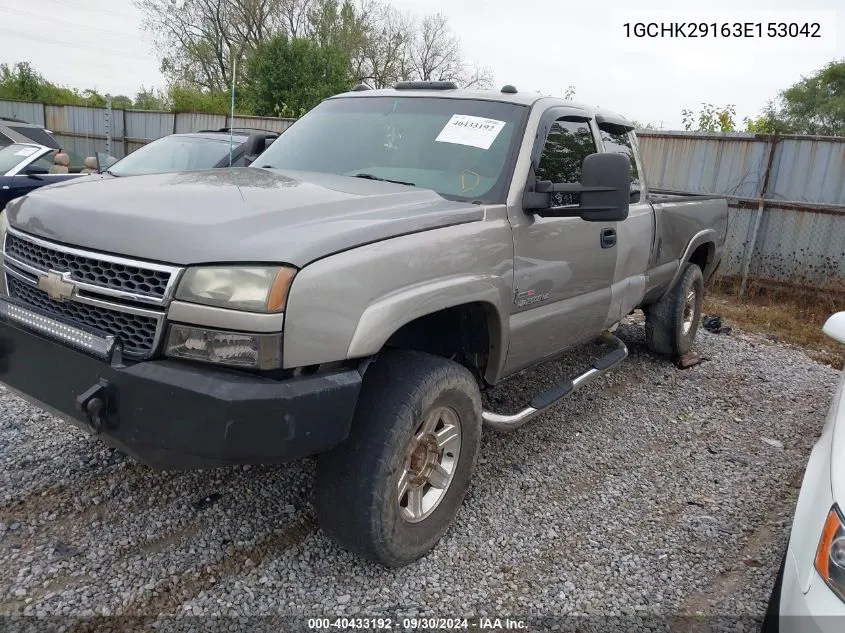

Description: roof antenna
[229,54,237,167]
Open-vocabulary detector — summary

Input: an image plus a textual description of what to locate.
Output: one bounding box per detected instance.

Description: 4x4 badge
[514,288,550,307]
[37,270,75,302]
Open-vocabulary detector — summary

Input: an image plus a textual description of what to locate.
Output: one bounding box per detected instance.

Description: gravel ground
[0,315,839,630]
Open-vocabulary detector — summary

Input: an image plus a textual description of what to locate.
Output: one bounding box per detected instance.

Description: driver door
[503,115,617,376]
[2,150,82,206]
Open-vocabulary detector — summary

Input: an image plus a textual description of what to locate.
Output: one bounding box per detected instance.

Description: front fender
[282,214,514,379]
[346,274,507,379]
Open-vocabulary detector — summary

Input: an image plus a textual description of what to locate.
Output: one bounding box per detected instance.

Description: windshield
[253,96,528,203]
[0,144,42,175]
[107,135,240,176]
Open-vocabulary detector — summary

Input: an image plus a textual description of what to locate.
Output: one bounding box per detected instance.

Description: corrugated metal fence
[2,99,842,291]
[0,99,295,159]
[638,130,844,292]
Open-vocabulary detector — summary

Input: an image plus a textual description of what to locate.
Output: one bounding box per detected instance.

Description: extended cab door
[597,122,655,324]
[503,112,617,376]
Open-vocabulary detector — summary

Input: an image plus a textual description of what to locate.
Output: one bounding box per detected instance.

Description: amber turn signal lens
[266,266,297,313]
[815,505,845,603]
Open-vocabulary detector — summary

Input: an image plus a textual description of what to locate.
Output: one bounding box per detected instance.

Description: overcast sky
[0,0,841,128]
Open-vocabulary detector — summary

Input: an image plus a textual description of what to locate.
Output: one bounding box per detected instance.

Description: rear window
[599,125,641,202]
[8,125,60,150]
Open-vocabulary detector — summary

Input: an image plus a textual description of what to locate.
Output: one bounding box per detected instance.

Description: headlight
[165,324,282,369]
[815,505,845,602]
[174,266,296,313]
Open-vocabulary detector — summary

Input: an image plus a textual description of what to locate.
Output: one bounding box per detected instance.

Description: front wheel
[315,349,482,567]
[645,262,704,357]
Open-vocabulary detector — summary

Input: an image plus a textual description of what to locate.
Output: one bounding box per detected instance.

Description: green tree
[681,103,737,132]
[133,87,167,110]
[0,62,43,100]
[79,89,107,107]
[136,0,487,92]
[241,35,351,117]
[743,101,793,134]
[110,95,134,109]
[0,62,88,105]
[744,59,845,136]
[167,83,232,114]
[135,0,285,91]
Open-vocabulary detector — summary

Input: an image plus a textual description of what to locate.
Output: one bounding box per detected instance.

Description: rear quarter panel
[641,196,728,304]
[650,197,728,269]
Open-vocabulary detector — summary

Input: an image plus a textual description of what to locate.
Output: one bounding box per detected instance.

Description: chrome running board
[482,331,628,432]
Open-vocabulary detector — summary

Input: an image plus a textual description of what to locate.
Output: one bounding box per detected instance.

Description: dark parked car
[0,116,61,150]
[0,117,92,171]
[0,143,97,210]
[104,129,279,177]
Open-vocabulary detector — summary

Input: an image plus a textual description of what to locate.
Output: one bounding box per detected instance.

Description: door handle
[600,228,616,249]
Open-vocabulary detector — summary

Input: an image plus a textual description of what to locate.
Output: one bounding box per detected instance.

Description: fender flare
[346,274,508,382]
[659,229,717,300]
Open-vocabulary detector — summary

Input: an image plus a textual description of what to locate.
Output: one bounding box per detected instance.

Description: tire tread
[645,263,704,357]
[315,349,481,567]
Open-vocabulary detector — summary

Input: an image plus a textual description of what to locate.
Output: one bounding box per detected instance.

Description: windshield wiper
[353,173,416,187]
[105,169,120,177]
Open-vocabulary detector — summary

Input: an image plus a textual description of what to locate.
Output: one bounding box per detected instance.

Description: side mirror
[22,166,48,177]
[523,152,631,222]
[578,152,632,222]
[823,312,845,345]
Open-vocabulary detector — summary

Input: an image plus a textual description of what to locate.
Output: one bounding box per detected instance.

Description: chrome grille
[2,228,182,360]
[4,233,171,300]
[7,278,158,357]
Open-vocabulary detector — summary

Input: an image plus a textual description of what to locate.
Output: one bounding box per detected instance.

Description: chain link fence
[638,131,845,296]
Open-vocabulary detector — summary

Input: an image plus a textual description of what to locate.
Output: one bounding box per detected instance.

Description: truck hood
[6,168,484,267]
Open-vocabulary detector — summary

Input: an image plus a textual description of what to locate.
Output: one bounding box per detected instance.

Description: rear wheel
[645,263,704,357]
[315,349,482,567]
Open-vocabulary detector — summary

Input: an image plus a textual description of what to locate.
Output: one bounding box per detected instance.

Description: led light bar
[0,300,115,359]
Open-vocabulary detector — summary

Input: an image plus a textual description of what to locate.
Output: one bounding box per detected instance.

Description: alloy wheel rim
[682,288,697,335]
[397,406,462,523]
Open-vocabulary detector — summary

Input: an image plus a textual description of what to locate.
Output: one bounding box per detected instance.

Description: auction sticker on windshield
[13,147,39,157]
[436,114,506,150]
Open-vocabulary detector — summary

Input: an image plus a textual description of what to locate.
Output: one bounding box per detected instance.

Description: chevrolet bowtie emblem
[37,270,76,302]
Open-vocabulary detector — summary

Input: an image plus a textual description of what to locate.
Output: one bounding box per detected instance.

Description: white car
[764,311,845,632]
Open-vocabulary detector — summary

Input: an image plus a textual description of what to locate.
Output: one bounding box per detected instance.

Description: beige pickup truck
[0,81,728,566]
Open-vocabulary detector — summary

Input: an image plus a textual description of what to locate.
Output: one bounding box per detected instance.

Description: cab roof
[329,84,635,130]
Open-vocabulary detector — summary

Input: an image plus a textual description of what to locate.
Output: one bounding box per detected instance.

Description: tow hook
[75,379,112,433]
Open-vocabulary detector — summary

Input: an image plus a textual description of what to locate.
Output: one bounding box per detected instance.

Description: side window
[30,151,57,172]
[536,119,597,206]
[599,126,641,203]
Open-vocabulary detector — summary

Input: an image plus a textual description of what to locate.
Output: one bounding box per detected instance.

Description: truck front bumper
[0,318,362,470]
